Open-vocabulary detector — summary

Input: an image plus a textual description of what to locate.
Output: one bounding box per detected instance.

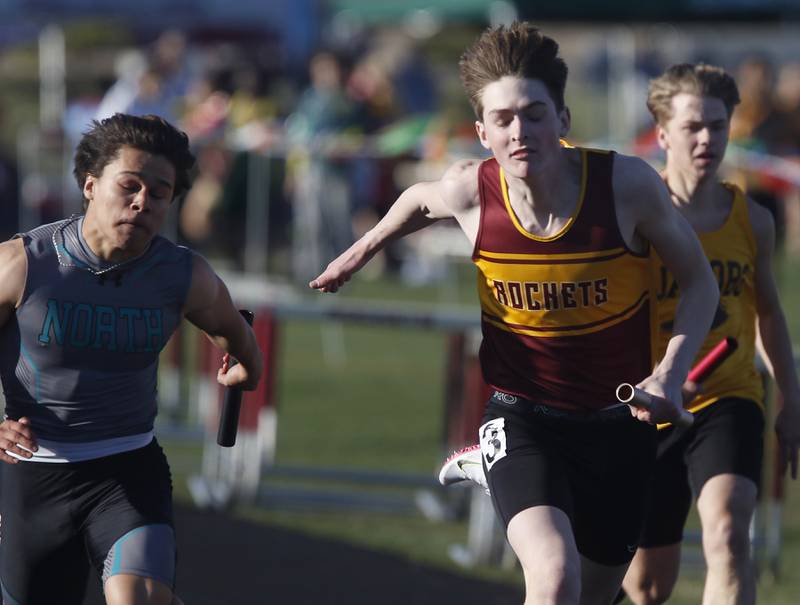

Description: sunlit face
[83,146,176,259]
[475,76,569,179]
[657,93,730,182]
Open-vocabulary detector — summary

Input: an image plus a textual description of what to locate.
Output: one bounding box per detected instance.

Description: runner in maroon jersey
[311,23,719,605]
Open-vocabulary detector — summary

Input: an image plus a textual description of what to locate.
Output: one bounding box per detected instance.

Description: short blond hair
[647,63,740,125]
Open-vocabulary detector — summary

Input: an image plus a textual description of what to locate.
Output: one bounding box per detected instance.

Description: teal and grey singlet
[0,216,192,460]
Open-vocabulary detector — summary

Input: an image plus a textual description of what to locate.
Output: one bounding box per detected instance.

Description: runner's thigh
[0,462,91,605]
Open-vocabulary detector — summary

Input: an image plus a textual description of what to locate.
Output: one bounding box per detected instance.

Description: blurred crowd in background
[1,12,800,285]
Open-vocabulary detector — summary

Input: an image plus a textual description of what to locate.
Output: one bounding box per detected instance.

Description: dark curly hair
[459,22,568,120]
[74,113,195,209]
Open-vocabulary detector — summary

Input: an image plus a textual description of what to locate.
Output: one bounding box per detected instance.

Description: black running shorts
[480,390,657,566]
[0,439,175,605]
[638,397,764,548]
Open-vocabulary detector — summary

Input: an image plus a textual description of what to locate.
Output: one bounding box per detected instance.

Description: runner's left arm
[183,252,263,390]
[749,200,800,478]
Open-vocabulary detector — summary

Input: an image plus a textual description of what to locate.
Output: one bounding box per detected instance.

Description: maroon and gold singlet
[473,149,654,412]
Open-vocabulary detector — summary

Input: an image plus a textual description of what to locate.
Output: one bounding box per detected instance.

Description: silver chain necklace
[52,215,150,276]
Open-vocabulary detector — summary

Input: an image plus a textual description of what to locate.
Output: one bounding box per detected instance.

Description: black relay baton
[217,309,255,447]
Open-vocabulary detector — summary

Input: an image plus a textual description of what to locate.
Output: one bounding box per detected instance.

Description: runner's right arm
[614,155,719,424]
[309,160,480,293]
[0,239,38,463]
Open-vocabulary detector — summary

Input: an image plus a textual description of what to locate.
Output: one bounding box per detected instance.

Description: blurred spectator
[226,64,285,151]
[0,102,19,241]
[346,57,397,132]
[180,71,231,143]
[729,56,789,245]
[344,53,399,278]
[285,50,359,283]
[772,62,800,154]
[341,32,442,281]
[772,62,800,255]
[179,143,229,246]
[149,29,194,103]
[364,29,437,117]
[125,68,180,121]
[732,56,799,155]
[228,65,278,131]
[730,56,775,143]
[96,30,194,124]
[94,49,148,119]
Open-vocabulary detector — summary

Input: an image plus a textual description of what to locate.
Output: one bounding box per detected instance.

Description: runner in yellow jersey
[621,63,800,605]
[311,23,719,605]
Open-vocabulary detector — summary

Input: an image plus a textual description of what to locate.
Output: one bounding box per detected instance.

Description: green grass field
[164,253,800,603]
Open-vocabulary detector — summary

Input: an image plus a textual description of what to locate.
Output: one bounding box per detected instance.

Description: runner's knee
[702,510,752,565]
[104,573,174,605]
[521,559,579,605]
[102,523,177,605]
[509,519,580,605]
[624,570,675,605]
[623,546,680,605]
